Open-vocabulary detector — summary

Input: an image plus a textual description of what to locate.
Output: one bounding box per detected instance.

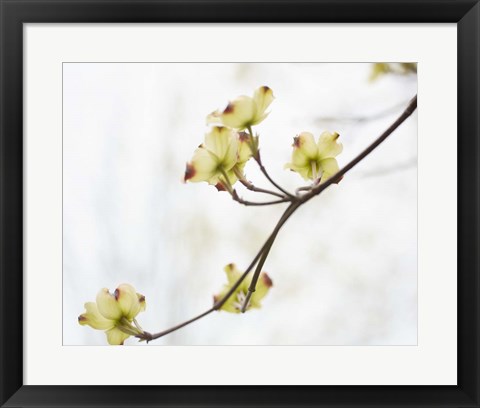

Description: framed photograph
[1,0,478,407]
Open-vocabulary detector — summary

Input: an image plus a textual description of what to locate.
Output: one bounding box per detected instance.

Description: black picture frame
[1,1,478,407]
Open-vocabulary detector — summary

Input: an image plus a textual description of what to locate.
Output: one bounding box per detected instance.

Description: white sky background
[63,63,417,346]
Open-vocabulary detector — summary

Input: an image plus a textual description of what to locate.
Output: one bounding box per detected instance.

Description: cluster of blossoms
[183,126,253,191]
[181,86,343,314]
[77,84,418,346]
[214,263,273,313]
[78,283,146,345]
[79,85,344,343]
[285,131,342,182]
[184,85,343,188]
[183,86,274,191]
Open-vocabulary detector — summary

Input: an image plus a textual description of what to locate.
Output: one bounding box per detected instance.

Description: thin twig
[239,178,286,199]
[245,125,295,198]
[232,190,291,206]
[221,169,289,206]
[255,156,295,198]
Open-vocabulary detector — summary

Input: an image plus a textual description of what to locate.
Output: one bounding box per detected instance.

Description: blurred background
[63,63,417,345]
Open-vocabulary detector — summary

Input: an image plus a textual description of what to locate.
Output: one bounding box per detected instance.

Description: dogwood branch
[239,95,418,308]
[138,94,417,342]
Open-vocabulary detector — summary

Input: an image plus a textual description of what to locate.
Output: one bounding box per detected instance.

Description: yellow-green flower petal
[78,302,115,330]
[252,86,274,124]
[137,293,146,312]
[284,161,311,180]
[284,133,319,180]
[204,126,238,169]
[317,131,342,159]
[220,96,256,129]
[224,263,241,285]
[105,327,131,345]
[115,283,146,320]
[184,147,218,183]
[295,132,318,158]
[96,288,123,321]
[237,132,253,165]
[249,273,273,309]
[319,157,340,182]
